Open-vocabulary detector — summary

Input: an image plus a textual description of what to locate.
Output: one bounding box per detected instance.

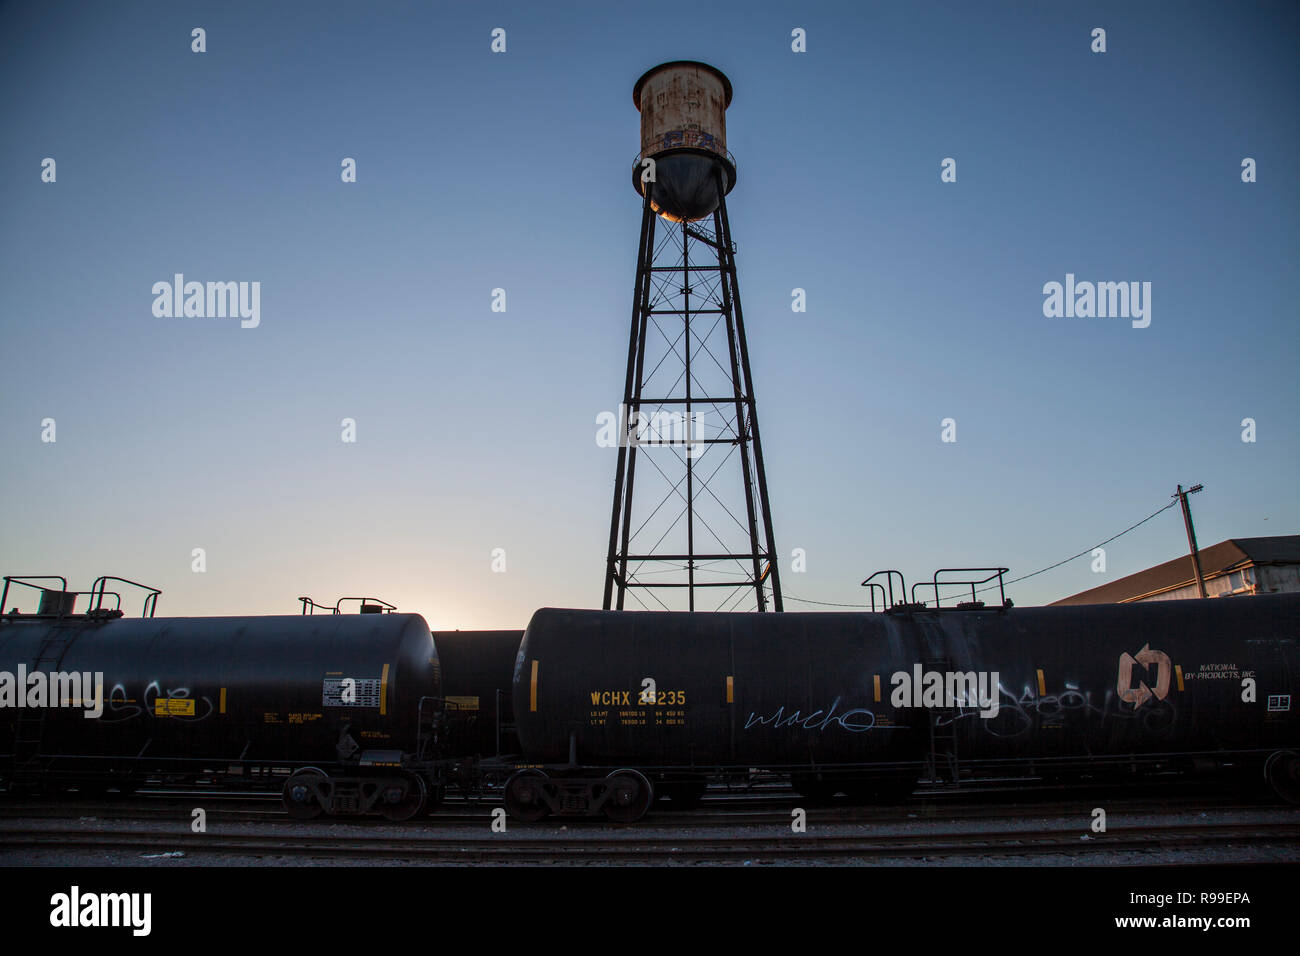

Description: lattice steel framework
[603,176,782,613]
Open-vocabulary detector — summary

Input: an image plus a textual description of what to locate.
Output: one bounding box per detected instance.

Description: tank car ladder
[925,656,961,786]
[10,619,80,778]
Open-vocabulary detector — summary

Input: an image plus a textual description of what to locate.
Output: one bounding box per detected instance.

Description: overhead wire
[782,498,1182,608]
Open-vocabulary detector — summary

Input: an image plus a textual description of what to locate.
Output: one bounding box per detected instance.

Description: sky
[1,0,1296,628]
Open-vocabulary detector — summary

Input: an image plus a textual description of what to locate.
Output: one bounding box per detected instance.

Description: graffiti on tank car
[744,672,1178,740]
[100,680,213,723]
[744,697,879,733]
[932,681,1093,731]
[933,684,1035,736]
[933,680,1176,737]
[988,685,1112,737]
[103,683,141,722]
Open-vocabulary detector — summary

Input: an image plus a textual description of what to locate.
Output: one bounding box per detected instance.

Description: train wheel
[1265,751,1300,804]
[603,769,653,823]
[379,774,428,822]
[283,769,328,820]
[504,769,551,822]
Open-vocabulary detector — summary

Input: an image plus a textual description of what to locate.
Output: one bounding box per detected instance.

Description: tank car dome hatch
[632,60,737,222]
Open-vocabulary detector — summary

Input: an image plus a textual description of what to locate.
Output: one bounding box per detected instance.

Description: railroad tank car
[511,607,923,809]
[507,593,1300,820]
[907,596,1299,774]
[8,575,1300,826]
[1,582,444,820]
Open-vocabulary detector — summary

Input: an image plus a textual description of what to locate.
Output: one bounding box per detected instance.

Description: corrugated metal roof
[1050,535,1300,606]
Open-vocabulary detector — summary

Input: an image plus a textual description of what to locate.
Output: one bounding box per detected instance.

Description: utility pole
[1174,483,1208,598]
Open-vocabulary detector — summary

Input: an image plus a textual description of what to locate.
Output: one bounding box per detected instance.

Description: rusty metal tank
[632,61,737,222]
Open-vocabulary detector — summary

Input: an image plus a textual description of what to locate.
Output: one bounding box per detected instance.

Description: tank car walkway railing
[911,569,1010,610]
[2,574,159,620]
[861,568,1012,612]
[861,570,910,611]
[89,576,160,618]
[298,596,396,615]
[1,575,67,617]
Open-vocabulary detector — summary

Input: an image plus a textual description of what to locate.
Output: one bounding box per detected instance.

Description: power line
[783,497,1181,609]
[975,498,1179,594]
[783,594,873,608]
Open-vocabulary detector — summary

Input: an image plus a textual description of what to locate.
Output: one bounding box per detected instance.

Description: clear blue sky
[1,0,1296,627]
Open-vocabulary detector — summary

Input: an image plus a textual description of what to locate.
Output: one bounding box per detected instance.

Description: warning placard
[154,698,196,717]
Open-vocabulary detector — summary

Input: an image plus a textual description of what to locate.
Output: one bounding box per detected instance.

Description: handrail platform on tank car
[89,576,160,617]
[911,568,1012,610]
[2,574,158,621]
[298,596,397,615]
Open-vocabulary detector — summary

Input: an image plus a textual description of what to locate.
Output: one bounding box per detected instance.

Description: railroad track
[0,799,1275,828]
[0,784,1281,829]
[3,816,1298,862]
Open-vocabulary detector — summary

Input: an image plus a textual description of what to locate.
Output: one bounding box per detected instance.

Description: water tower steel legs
[602,176,782,613]
[603,186,657,611]
[714,173,783,612]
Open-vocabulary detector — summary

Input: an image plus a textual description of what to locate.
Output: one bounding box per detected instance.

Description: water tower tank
[632,61,737,222]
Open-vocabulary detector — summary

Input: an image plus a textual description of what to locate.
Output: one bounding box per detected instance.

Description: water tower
[602,61,783,613]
